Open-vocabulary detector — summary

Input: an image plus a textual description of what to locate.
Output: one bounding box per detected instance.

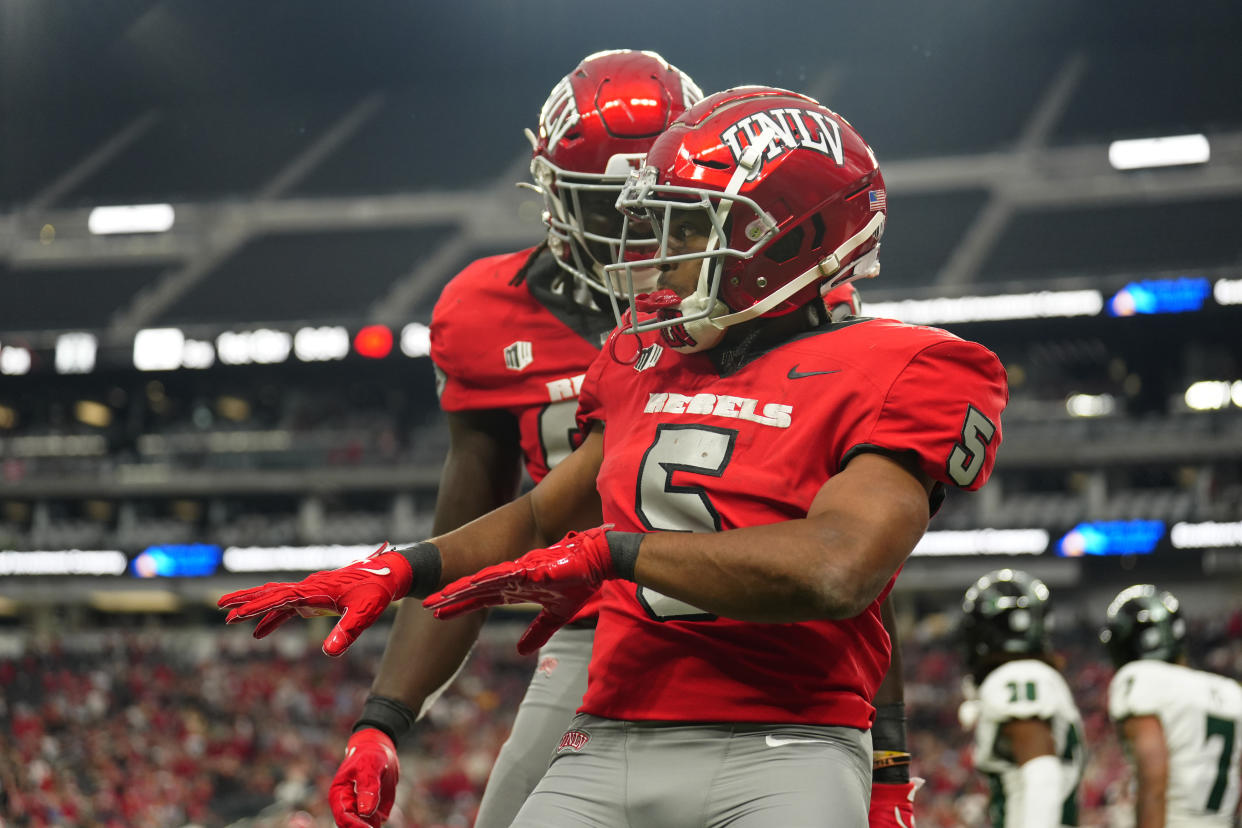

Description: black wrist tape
[392,541,442,599]
[354,694,418,745]
[605,531,643,581]
[871,702,910,783]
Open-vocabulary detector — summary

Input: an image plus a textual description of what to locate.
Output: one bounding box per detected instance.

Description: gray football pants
[510,713,872,827]
[473,625,594,828]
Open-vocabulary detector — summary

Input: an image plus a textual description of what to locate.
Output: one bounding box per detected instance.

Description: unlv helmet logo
[539,77,580,149]
[719,107,846,179]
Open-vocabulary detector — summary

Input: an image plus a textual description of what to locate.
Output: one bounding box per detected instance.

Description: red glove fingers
[868,778,922,828]
[517,609,578,656]
[251,607,298,640]
[330,729,400,828]
[218,542,421,656]
[424,527,635,655]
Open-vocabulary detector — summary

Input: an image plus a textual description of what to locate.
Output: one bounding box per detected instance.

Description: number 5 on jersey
[947,405,997,487]
[633,424,736,622]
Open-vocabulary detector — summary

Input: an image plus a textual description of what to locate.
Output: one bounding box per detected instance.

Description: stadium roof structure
[2,0,1242,341]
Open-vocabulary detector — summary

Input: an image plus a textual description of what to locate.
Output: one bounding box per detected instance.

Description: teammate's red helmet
[529,50,703,294]
[608,86,886,352]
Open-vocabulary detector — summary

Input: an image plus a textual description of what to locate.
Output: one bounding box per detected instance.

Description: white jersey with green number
[1109,660,1242,827]
[970,659,1086,828]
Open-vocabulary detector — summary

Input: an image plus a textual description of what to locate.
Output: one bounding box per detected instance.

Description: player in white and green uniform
[1103,585,1242,827]
[959,569,1086,828]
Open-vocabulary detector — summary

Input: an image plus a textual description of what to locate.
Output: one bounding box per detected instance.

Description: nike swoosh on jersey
[764,735,828,747]
[786,365,841,379]
[360,566,391,576]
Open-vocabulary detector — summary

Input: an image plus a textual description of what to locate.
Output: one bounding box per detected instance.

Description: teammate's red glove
[330,728,399,828]
[218,542,413,656]
[425,526,624,655]
[869,778,922,828]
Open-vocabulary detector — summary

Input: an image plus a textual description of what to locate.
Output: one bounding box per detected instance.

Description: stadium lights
[294,326,350,362]
[217,329,292,365]
[1107,134,1210,171]
[866,290,1103,325]
[0,550,128,576]
[134,328,186,371]
[910,529,1049,556]
[1215,278,1242,306]
[1065,393,1115,418]
[1170,520,1242,549]
[134,328,216,371]
[1183,379,1242,411]
[222,544,379,572]
[401,322,431,358]
[55,333,98,374]
[0,345,32,376]
[87,203,176,235]
[182,339,216,369]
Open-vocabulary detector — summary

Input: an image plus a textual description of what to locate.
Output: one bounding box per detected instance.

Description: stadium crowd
[1,607,1239,827]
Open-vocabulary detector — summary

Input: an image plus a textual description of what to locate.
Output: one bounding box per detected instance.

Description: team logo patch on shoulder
[557,729,591,752]
[634,344,663,372]
[504,341,534,372]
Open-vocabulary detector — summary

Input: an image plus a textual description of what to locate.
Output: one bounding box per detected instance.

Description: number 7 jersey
[1109,660,1242,826]
[575,316,1009,727]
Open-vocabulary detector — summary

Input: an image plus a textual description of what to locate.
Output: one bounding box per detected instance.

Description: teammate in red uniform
[314,50,701,828]
[222,86,1004,825]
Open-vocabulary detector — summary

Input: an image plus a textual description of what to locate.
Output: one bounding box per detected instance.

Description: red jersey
[431,247,616,619]
[575,317,1008,727]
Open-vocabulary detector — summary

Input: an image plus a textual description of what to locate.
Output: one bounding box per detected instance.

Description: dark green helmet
[1100,584,1186,668]
[961,569,1052,677]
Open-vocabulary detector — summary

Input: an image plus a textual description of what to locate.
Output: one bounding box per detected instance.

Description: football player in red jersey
[221,86,997,825]
[311,50,703,828]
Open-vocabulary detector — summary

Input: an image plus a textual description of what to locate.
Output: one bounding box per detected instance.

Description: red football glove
[869,778,922,828]
[218,543,413,656]
[330,728,399,828]
[424,527,616,655]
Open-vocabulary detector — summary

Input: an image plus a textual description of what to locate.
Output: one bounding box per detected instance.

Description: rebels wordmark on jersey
[574,316,1009,727]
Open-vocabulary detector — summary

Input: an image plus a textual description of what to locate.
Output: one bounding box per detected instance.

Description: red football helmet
[528,50,703,295]
[607,86,886,352]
